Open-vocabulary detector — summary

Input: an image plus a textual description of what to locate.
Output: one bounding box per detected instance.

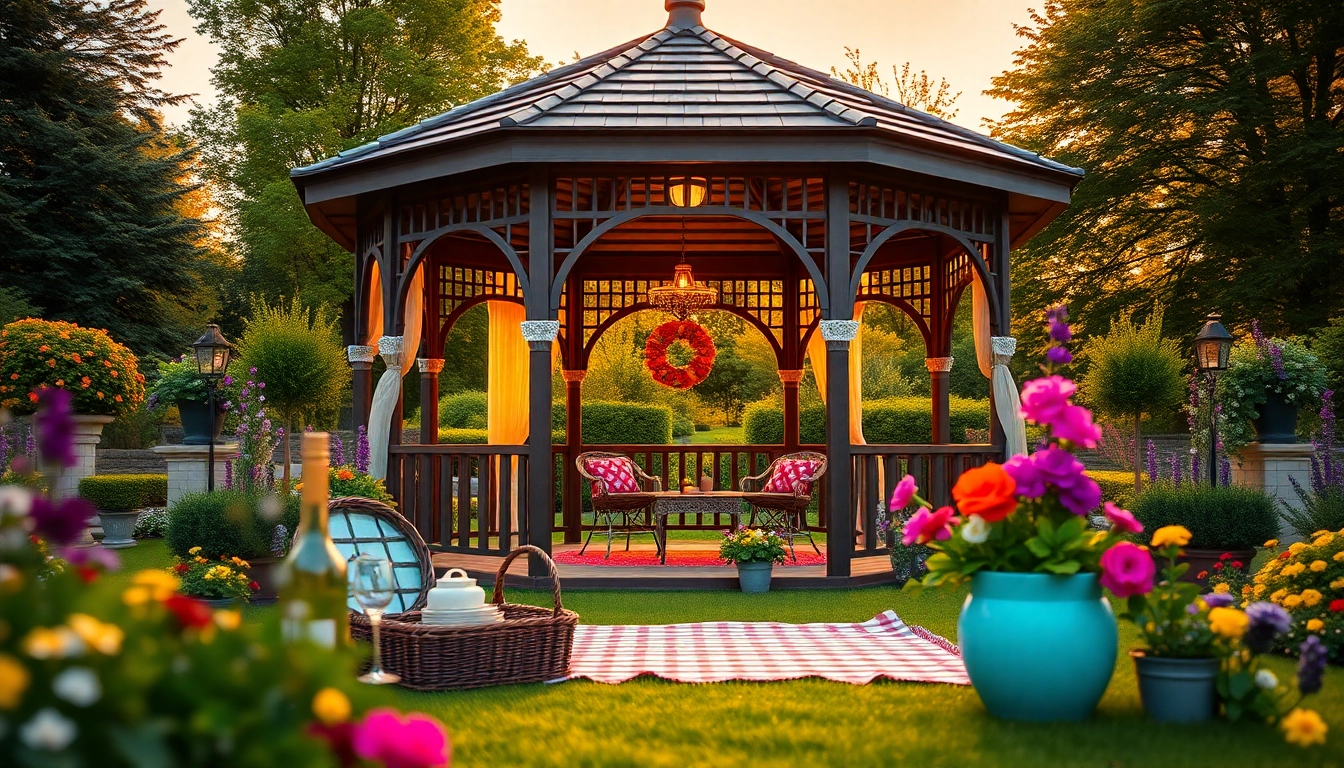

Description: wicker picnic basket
[349,545,578,691]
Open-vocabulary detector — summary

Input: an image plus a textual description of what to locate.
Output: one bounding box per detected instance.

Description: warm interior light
[668,177,707,207]
[649,261,717,319]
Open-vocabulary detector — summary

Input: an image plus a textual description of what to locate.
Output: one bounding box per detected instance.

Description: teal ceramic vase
[737,562,773,593]
[958,572,1117,721]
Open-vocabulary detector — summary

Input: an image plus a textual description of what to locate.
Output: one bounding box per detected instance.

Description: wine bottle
[278,431,348,647]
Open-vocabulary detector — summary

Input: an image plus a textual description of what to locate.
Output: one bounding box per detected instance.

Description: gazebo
[291,0,1081,584]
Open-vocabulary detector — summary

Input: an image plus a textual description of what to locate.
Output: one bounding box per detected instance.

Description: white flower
[0,485,32,518]
[52,667,101,707]
[961,514,991,544]
[20,708,76,752]
[1254,669,1278,690]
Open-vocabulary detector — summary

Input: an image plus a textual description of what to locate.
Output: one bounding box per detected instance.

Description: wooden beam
[526,166,555,579]
[824,175,852,580]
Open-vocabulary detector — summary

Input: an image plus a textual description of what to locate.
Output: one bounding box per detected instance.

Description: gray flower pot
[1131,651,1221,723]
[736,561,773,593]
[97,510,140,549]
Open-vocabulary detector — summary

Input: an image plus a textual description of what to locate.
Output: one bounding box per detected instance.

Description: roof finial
[665,0,704,30]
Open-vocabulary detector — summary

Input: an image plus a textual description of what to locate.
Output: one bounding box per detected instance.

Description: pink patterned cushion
[586,457,641,494]
[763,459,819,495]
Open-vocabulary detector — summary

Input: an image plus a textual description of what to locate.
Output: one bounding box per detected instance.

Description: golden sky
[150,0,1035,131]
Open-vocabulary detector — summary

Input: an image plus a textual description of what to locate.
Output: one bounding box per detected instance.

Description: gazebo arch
[291,0,1082,585]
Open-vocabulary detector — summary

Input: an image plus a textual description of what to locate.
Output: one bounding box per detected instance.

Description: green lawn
[119,541,1342,767]
[689,426,745,444]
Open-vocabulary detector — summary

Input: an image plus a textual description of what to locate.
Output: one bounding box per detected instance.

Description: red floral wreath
[644,321,716,390]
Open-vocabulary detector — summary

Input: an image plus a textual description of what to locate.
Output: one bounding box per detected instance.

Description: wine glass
[352,554,400,685]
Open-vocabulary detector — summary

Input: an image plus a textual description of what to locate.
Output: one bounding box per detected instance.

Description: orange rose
[951,463,1018,523]
[336,468,355,481]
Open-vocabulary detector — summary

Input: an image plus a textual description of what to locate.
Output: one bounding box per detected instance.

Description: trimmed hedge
[439,391,487,429]
[743,397,990,444]
[165,490,301,560]
[552,401,673,444]
[672,414,694,439]
[1131,483,1280,551]
[78,474,168,511]
[438,428,488,444]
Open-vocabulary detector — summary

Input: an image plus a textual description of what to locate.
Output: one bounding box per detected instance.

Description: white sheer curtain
[369,263,424,481]
[972,279,1028,457]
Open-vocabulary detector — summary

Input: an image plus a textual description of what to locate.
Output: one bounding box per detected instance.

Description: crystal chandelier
[649,260,716,319]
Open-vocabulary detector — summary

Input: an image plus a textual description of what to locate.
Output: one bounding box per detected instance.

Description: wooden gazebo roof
[291,0,1082,251]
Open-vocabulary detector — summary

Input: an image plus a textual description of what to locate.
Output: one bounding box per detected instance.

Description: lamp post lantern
[192,324,233,491]
[1194,313,1233,486]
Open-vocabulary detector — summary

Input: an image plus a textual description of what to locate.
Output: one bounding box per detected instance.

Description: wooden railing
[850,444,1002,557]
[388,444,529,556]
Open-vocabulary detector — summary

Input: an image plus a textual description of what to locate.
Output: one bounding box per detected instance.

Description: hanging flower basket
[644,320,716,390]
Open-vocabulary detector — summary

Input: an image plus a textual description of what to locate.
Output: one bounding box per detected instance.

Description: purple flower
[224,461,234,490]
[1046,304,1069,323]
[1219,455,1231,487]
[1171,453,1184,486]
[249,367,257,374]
[1251,319,1266,353]
[1048,320,1072,342]
[1032,445,1101,514]
[1244,602,1292,654]
[60,544,119,571]
[0,430,7,473]
[223,375,234,386]
[146,393,160,410]
[355,425,370,473]
[35,387,77,468]
[1003,454,1046,499]
[331,434,346,466]
[30,496,94,546]
[24,425,35,456]
[1146,440,1158,483]
[1297,635,1327,694]
[1046,346,1073,365]
[258,382,265,389]
[1203,593,1235,608]
[1268,344,1286,380]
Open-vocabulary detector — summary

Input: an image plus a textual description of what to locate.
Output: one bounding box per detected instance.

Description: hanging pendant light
[648,221,716,319]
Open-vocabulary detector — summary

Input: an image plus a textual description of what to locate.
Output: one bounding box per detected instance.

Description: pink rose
[353,709,451,768]
[1051,404,1102,448]
[889,474,918,510]
[1019,375,1076,425]
[1103,502,1143,535]
[902,506,958,546]
[1099,542,1155,598]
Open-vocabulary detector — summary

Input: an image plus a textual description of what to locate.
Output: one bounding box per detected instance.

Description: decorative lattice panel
[943,251,974,315]
[576,279,789,349]
[798,279,820,343]
[400,183,529,238]
[438,266,525,320]
[847,181,996,252]
[857,266,933,323]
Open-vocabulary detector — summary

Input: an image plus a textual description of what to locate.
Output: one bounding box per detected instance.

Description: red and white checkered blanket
[562,611,969,686]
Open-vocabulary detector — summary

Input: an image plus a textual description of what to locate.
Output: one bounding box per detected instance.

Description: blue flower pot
[958,572,1117,721]
[736,561,773,593]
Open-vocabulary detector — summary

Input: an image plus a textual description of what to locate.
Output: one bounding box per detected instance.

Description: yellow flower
[132,569,180,599]
[1307,619,1325,632]
[22,627,82,659]
[1151,526,1192,548]
[1284,595,1304,609]
[1302,589,1323,607]
[0,653,30,709]
[67,614,123,655]
[1281,708,1328,747]
[1313,530,1330,538]
[214,610,242,631]
[1282,563,1306,578]
[1289,542,1307,555]
[1254,584,1267,596]
[312,687,352,726]
[1314,533,1335,547]
[1264,538,1280,548]
[189,546,202,555]
[1311,560,1328,572]
[1335,551,1344,562]
[1213,582,1230,594]
[1208,607,1249,639]
[1331,578,1344,590]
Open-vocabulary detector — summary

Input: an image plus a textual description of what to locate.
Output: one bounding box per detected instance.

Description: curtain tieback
[991,336,1017,367]
[377,335,404,369]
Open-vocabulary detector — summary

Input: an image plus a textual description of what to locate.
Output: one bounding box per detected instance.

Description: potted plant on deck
[720,527,787,593]
[896,304,1134,722]
[147,358,232,445]
[1218,325,1326,447]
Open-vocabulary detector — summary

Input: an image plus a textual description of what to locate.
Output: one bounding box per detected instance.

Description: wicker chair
[576,451,664,559]
[740,451,828,561]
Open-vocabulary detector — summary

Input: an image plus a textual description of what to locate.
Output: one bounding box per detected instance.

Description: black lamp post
[192,324,233,491]
[1194,313,1233,485]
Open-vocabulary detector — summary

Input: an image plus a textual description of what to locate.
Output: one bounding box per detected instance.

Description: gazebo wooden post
[779,370,803,449]
[418,359,443,444]
[561,368,585,543]
[781,260,802,450]
[523,169,556,579]
[349,243,375,432]
[991,209,1012,455]
[823,177,853,579]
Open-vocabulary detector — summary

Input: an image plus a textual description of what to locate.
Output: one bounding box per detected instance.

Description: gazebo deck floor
[429,541,897,590]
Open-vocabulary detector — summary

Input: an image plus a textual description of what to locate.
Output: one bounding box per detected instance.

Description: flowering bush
[718,527,787,565]
[326,466,394,505]
[228,368,279,493]
[1117,526,1226,658]
[1216,326,1327,455]
[173,547,258,601]
[146,358,238,408]
[1255,533,1344,663]
[0,319,145,416]
[1283,391,1344,538]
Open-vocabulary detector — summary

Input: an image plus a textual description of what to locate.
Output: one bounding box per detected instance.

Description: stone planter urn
[60,414,115,547]
[96,510,139,549]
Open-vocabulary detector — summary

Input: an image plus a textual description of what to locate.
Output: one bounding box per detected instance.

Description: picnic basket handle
[492,545,563,617]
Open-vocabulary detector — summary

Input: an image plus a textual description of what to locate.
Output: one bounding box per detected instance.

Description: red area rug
[552,549,826,567]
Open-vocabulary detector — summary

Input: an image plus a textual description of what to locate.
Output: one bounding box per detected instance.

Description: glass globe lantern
[1194,313,1232,372]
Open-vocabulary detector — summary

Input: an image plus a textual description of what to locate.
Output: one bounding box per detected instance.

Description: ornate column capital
[347,344,376,365]
[521,320,560,351]
[777,369,805,385]
[561,369,587,384]
[377,335,404,369]
[925,357,955,373]
[819,320,860,342]
[417,358,445,374]
[991,336,1017,366]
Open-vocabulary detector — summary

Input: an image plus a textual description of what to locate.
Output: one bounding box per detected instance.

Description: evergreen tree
[0,0,213,356]
[990,1,1344,349]
[188,0,546,310]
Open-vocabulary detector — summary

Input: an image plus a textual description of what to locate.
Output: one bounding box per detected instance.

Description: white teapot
[425,568,487,611]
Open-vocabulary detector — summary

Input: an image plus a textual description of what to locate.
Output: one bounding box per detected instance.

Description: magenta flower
[1019,375,1076,426]
[901,506,958,546]
[889,475,918,510]
[353,709,451,768]
[1002,454,1046,499]
[1052,404,1102,448]
[59,544,120,571]
[1099,542,1155,598]
[1103,502,1143,534]
[31,497,94,547]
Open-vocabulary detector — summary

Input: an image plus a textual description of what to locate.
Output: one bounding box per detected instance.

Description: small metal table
[650,491,746,565]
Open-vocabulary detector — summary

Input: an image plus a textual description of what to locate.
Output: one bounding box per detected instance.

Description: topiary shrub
[743,399,784,444]
[0,319,145,415]
[439,391,487,429]
[78,474,168,511]
[165,490,301,560]
[1131,483,1280,551]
